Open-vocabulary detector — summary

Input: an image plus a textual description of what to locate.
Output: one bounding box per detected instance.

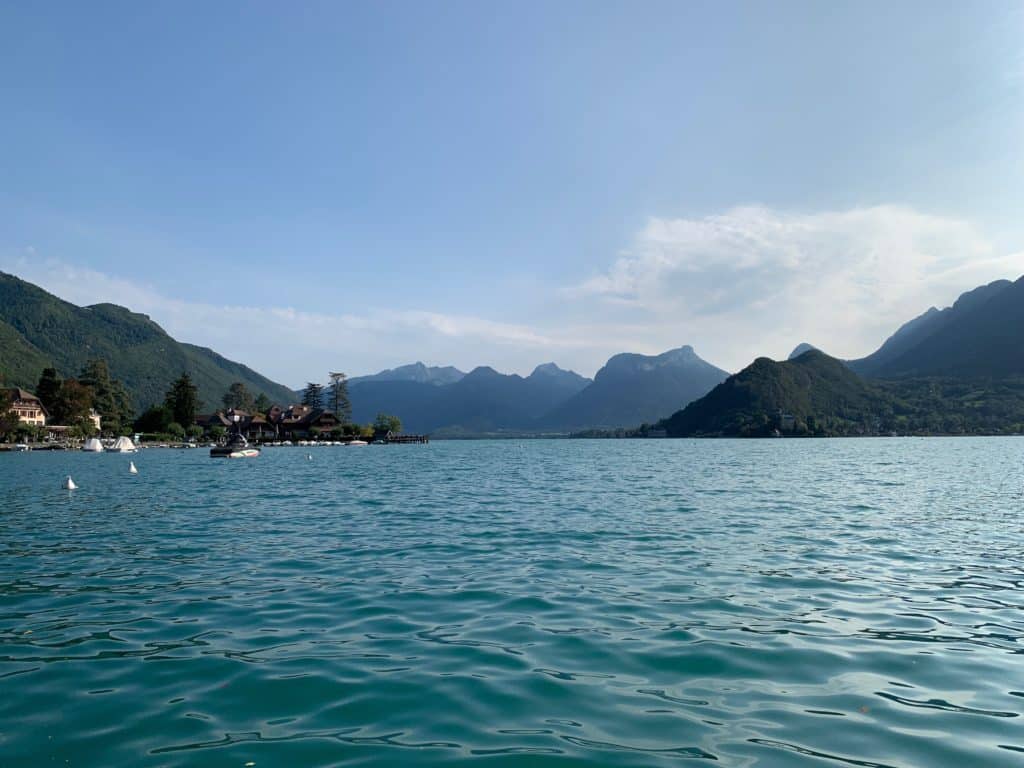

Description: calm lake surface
[1,438,1023,767]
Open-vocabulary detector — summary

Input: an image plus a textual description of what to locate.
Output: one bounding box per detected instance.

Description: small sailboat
[129,461,138,474]
[111,436,138,453]
[63,475,77,490]
[82,437,104,452]
[210,433,260,459]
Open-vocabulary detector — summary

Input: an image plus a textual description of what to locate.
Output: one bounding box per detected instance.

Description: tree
[186,424,203,439]
[209,425,227,442]
[254,393,271,414]
[374,413,402,434]
[302,382,324,409]
[328,372,352,424]
[135,404,173,433]
[165,373,200,426]
[0,388,18,439]
[79,359,134,433]
[167,422,185,439]
[52,379,94,428]
[222,381,255,412]
[36,367,62,414]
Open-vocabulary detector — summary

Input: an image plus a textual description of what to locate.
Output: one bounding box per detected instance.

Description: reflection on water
[1,438,1023,766]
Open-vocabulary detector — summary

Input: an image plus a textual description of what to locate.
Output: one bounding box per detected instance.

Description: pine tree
[35,367,62,415]
[222,381,255,412]
[165,372,200,426]
[328,372,352,424]
[302,382,324,409]
[254,393,271,414]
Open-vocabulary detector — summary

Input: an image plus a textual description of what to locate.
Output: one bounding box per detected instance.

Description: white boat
[83,438,104,452]
[110,436,138,453]
[14,443,30,452]
[211,433,260,459]
[347,439,368,446]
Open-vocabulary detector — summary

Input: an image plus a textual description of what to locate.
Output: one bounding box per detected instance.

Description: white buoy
[63,475,77,490]
[129,461,138,475]
[307,453,313,460]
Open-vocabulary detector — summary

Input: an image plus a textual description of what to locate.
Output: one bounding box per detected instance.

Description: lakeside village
[0,362,425,451]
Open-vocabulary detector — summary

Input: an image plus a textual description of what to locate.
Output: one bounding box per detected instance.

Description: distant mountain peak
[531,362,563,375]
[349,362,466,387]
[788,343,819,360]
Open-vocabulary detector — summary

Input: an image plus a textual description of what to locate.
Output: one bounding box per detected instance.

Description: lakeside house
[5,388,48,427]
[3,387,101,437]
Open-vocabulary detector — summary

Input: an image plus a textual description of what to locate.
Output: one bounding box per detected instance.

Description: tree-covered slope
[0,319,51,387]
[0,272,296,410]
[663,350,891,436]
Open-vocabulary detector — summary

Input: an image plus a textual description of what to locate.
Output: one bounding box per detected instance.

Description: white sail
[83,438,104,452]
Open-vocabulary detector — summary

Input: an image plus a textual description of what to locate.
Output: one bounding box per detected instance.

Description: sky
[2,1,1024,385]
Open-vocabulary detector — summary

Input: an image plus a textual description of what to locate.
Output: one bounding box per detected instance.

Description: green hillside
[662,351,893,437]
[0,319,51,387]
[0,272,297,410]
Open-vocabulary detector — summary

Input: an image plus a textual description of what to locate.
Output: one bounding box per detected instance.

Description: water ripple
[2,438,1024,766]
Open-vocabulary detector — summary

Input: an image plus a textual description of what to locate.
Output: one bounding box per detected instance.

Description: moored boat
[83,437,104,452]
[211,433,260,458]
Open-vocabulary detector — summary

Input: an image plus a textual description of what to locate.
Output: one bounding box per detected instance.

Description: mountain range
[3,269,1024,435]
[848,277,1024,378]
[347,346,728,434]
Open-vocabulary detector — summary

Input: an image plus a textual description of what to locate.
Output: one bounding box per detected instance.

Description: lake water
[1,438,1023,766]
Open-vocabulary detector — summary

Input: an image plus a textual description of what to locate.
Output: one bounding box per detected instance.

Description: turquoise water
[1,439,1023,767]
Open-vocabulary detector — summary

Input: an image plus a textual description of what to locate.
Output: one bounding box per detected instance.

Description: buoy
[307,453,312,460]
[129,461,138,474]
[63,476,77,490]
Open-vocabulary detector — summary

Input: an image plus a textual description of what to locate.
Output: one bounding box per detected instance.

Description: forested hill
[0,272,296,410]
[662,350,890,437]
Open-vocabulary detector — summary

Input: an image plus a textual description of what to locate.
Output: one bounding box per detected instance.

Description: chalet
[267,404,342,439]
[5,388,48,427]
[194,404,346,441]
[280,408,343,438]
[195,409,274,440]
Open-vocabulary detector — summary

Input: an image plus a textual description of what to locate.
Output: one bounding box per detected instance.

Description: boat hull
[210,447,261,458]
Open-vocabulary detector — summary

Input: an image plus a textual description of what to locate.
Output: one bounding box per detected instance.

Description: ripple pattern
[1,438,1023,766]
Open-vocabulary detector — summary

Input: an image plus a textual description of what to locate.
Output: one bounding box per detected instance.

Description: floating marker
[129,461,138,474]
[63,475,77,490]
[307,454,313,460]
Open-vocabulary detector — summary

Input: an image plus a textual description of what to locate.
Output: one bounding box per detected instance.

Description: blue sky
[2,1,1023,384]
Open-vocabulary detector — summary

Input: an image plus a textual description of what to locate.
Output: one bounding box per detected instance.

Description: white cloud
[572,205,1024,369]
